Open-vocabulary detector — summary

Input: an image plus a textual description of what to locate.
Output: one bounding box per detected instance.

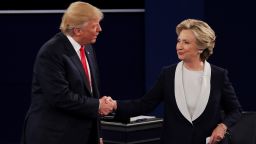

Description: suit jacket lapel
[175,61,192,123]
[70,54,92,93]
[60,33,92,94]
[85,45,98,96]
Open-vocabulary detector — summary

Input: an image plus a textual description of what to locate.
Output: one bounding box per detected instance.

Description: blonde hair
[176,19,216,61]
[60,1,103,34]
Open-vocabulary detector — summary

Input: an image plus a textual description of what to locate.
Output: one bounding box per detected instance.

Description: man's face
[78,18,102,44]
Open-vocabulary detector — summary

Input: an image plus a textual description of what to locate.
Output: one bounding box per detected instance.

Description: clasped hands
[98,96,117,116]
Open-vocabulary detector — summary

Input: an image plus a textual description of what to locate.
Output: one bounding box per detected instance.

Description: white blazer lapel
[192,61,211,121]
[175,61,192,123]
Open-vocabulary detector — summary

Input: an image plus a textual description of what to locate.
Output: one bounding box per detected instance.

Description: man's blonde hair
[60,1,103,34]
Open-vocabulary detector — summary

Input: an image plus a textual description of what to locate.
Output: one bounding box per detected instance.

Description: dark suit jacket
[21,32,101,144]
[116,64,242,144]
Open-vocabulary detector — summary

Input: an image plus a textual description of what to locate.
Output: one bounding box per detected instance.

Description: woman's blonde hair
[176,19,216,61]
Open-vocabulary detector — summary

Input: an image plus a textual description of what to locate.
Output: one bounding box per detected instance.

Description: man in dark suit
[21,2,115,144]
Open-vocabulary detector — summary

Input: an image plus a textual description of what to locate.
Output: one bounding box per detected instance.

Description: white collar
[174,61,211,123]
[66,35,81,54]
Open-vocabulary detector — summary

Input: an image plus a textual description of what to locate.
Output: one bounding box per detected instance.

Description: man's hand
[98,96,117,116]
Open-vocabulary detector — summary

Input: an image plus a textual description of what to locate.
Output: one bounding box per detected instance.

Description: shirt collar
[66,35,81,53]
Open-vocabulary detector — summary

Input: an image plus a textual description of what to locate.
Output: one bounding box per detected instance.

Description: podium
[101,118,163,144]
[230,112,256,144]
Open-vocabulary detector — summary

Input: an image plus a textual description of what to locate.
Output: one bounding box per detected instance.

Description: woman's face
[176,29,201,62]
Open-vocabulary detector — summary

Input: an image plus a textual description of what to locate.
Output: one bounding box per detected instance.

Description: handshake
[98,96,117,116]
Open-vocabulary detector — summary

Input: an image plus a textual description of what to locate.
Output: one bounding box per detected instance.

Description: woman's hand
[208,123,227,144]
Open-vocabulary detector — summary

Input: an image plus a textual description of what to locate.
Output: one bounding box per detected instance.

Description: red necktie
[80,46,91,88]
